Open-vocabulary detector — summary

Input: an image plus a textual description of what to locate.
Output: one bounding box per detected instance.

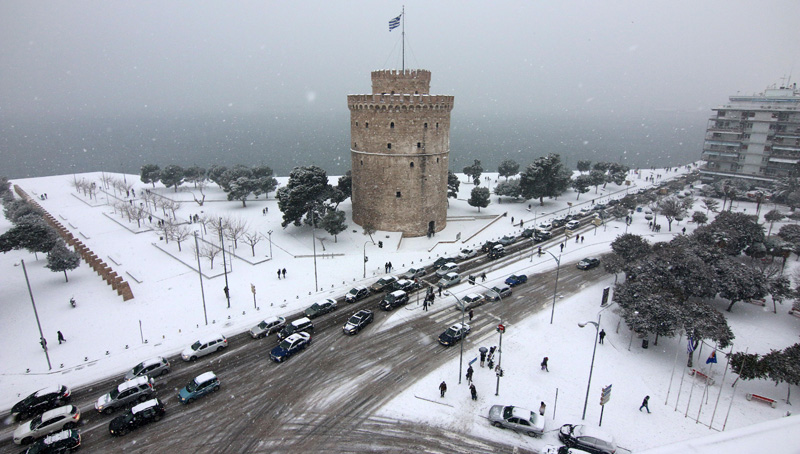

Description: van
[277,317,315,341]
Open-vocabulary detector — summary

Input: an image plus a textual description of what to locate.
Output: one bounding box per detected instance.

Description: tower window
[355,121,359,126]
[424,123,428,129]
[365,122,369,128]
[436,123,439,129]
[417,142,421,148]
[390,122,395,129]
[396,191,402,198]
[387,143,392,149]
[436,158,439,163]
[360,160,363,165]
[410,162,414,168]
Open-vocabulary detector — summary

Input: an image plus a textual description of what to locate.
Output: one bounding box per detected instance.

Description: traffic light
[468,275,476,285]
[378,241,383,248]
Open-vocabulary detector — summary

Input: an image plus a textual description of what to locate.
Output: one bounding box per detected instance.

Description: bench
[746,393,777,408]
[688,368,715,385]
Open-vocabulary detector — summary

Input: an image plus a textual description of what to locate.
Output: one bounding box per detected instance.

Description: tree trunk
[241,200,247,207]
[63,270,69,283]
[726,300,737,312]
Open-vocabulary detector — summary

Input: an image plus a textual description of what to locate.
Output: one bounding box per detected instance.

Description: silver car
[249,316,287,339]
[95,376,155,414]
[488,404,545,437]
[124,357,170,381]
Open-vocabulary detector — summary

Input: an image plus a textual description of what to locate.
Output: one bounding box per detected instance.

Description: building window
[424,123,428,129]
[356,122,359,127]
[360,160,363,165]
[436,123,439,129]
[436,158,439,163]
[354,142,357,148]
[396,191,402,198]
[365,122,369,128]
[417,142,421,148]
[390,122,395,129]
[387,143,392,150]
[410,162,414,168]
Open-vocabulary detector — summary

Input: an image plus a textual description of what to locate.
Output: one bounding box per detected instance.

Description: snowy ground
[3,164,799,452]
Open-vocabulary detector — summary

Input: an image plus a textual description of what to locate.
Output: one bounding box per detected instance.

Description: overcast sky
[2,0,798,120]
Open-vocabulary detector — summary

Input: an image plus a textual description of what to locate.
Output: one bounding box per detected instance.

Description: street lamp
[267,230,273,258]
[444,291,467,385]
[542,250,562,324]
[194,232,208,325]
[219,218,231,309]
[21,260,52,370]
[578,313,602,420]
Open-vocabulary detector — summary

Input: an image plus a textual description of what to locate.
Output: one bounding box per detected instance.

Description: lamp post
[21,260,52,370]
[194,232,208,325]
[267,230,273,258]
[445,291,467,385]
[363,240,374,278]
[542,250,562,324]
[219,218,230,308]
[468,280,504,395]
[578,313,602,420]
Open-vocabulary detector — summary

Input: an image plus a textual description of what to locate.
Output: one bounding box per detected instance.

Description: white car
[249,316,287,339]
[541,446,591,454]
[457,248,477,260]
[537,222,552,231]
[13,405,81,445]
[181,334,228,361]
[454,293,485,311]
[437,272,461,288]
[436,262,459,276]
[565,220,581,230]
[488,404,545,437]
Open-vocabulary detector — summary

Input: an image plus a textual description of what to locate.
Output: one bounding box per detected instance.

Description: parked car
[249,316,287,339]
[304,298,338,318]
[457,248,477,260]
[379,290,409,311]
[438,323,471,346]
[108,398,165,436]
[124,357,170,381]
[270,333,311,362]
[541,446,592,454]
[345,285,371,303]
[498,235,515,246]
[534,230,552,242]
[178,372,221,403]
[436,262,459,276]
[22,429,81,453]
[400,267,426,280]
[433,257,455,269]
[558,424,617,454]
[181,334,228,361]
[551,217,567,228]
[393,278,420,293]
[505,274,528,287]
[521,228,536,238]
[13,406,81,445]
[370,276,398,293]
[11,385,71,421]
[437,272,461,288]
[342,309,374,335]
[454,293,485,312]
[95,376,155,414]
[481,241,499,252]
[277,317,314,341]
[488,404,546,437]
[537,222,553,231]
[486,284,512,301]
[576,257,600,270]
[488,244,505,260]
[566,220,581,230]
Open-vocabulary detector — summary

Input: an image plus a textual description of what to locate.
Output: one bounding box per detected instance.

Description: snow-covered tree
[572,175,592,200]
[519,154,572,205]
[691,211,708,225]
[320,208,348,242]
[276,166,333,228]
[462,160,483,185]
[183,166,206,188]
[658,197,686,231]
[494,178,522,199]
[589,169,606,194]
[447,171,460,200]
[498,159,520,180]
[170,225,193,252]
[160,165,185,192]
[140,164,161,188]
[764,209,784,236]
[242,231,262,257]
[468,187,490,212]
[45,241,80,282]
[715,256,768,312]
[701,198,719,215]
[576,160,592,173]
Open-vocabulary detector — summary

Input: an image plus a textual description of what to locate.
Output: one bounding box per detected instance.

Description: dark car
[534,230,552,243]
[12,386,71,421]
[370,276,398,293]
[432,257,454,269]
[304,298,338,318]
[576,257,600,270]
[498,235,515,246]
[345,286,371,303]
[438,323,471,346]
[342,309,374,335]
[22,429,80,454]
[558,424,617,454]
[505,274,528,287]
[379,290,409,311]
[178,372,220,403]
[481,241,499,252]
[551,217,567,228]
[277,317,314,341]
[488,244,505,260]
[522,228,536,238]
[392,278,420,293]
[108,398,165,436]
[270,333,311,362]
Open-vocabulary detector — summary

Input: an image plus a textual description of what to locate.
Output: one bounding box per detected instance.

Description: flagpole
[401,6,405,72]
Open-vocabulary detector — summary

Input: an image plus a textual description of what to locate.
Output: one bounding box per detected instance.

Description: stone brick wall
[348,69,453,237]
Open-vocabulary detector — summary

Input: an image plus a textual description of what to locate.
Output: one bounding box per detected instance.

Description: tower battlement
[371,69,431,95]
[347,94,454,112]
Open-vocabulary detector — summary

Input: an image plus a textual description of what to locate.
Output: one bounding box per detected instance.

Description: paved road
[1,240,607,454]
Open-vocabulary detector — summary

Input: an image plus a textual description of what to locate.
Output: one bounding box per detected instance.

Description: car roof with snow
[284,332,309,343]
[450,323,469,331]
[43,429,74,444]
[389,290,406,298]
[574,424,614,443]
[464,293,482,301]
[444,272,459,278]
[396,279,412,285]
[510,406,534,420]
[139,357,165,367]
[40,405,73,420]
[131,398,161,414]
[194,371,217,384]
[291,317,311,326]
[34,385,65,397]
[118,376,150,392]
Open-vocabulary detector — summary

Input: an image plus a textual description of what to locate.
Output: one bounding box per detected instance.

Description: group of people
[277,268,287,279]
[384,262,393,273]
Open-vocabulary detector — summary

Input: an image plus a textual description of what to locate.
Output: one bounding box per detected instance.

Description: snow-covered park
[2,164,799,452]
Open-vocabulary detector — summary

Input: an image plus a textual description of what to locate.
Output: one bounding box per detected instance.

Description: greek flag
[687,336,695,354]
[389,14,401,31]
[706,350,718,364]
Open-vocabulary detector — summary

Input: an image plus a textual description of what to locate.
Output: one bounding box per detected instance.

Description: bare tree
[658,197,686,231]
[225,217,248,249]
[157,220,176,244]
[192,180,207,206]
[242,231,262,257]
[170,225,193,252]
[131,203,148,228]
[209,216,228,243]
[702,198,719,216]
[198,242,221,269]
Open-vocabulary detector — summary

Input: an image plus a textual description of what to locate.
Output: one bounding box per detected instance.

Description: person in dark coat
[470,383,477,401]
[423,299,428,312]
[541,356,549,372]
[480,350,486,367]
[539,401,546,416]
[640,395,651,413]
[277,269,281,280]
[57,331,66,344]
[282,268,286,279]
[439,381,447,397]
[469,309,474,321]
[599,329,606,344]
[466,365,474,382]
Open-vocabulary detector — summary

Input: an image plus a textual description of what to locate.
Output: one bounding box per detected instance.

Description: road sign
[497,324,505,333]
[250,284,256,295]
[601,287,610,306]
[600,384,612,405]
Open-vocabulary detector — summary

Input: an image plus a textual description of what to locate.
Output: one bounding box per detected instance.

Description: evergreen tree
[468,187,490,212]
[519,154,571,205]
[576,160,592,173]
[447,171,460,199]
[337,171,352,200]
[494,178,522,198]
[497,159,520,180]
[320,208,348,242]
[46,241,80,282]
[572,175,592,200]
[140,164,161,188]
[276,166,333,228]
[463,160,484,185]
[207,165,229,187]
[160,165,185,192]
[183,166,206,188]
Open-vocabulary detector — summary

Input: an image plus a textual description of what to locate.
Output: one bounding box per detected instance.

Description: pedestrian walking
[131,188,135,197]
[277,269,281,280]
[466,365,474,382]
[489,346,496,358]
[438,285,443,297]
[388,262,393,272]
[384,262,389,273]
[487,357,494,370]
[599,329,606,344]
[560,243,564,252]
[423,299,428,312]
[511,216,514,224]
[639,395,651,413]
[682,227,686,234]
[581,235,585,243]
[470,383,478,401]
[480,272,486,282]
[575,235,579,243]
[539,401,546,416]
[439,381,447,398]
[57,331,66,344]
[480,350,487,367]
[282,268,286,279]
[541,356,549,372]
[469,309,474,321]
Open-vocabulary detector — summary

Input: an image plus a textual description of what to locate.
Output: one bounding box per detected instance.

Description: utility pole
[21,260,51,370]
